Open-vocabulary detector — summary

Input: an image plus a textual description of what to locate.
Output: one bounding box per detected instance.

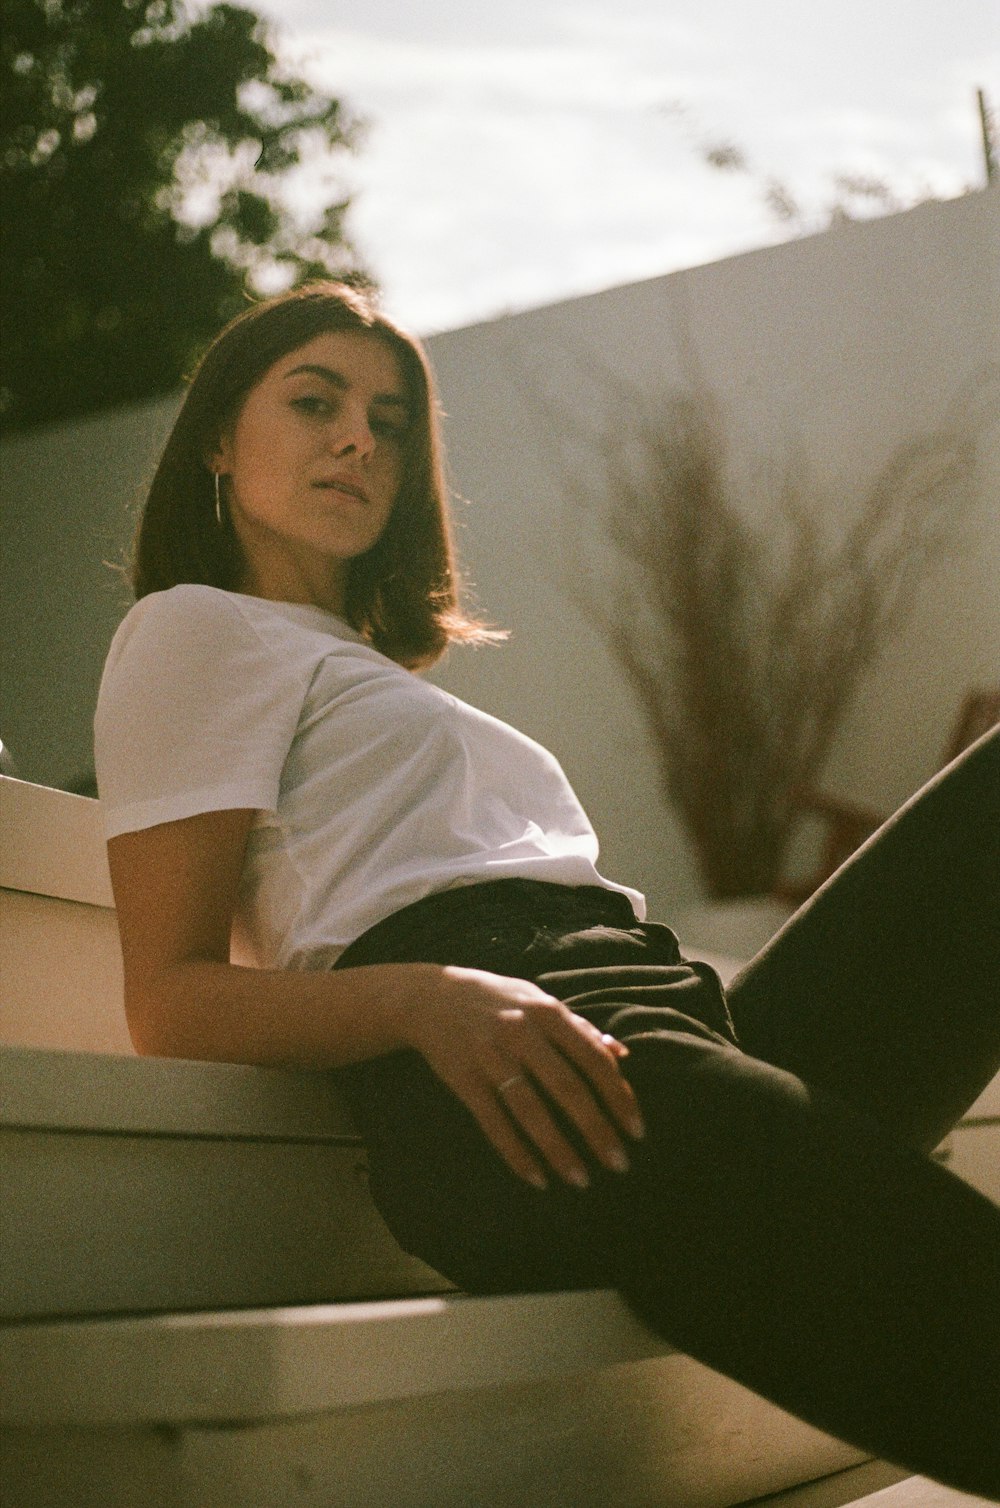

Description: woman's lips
[314,478,369,502]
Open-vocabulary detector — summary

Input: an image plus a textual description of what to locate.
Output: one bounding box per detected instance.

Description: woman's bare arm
[107,809,441,1068]
[108,809,644,1189]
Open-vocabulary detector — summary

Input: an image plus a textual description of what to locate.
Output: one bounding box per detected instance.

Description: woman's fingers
[482,1004,645,1186]
[412,968,646,1190]
[459,1079,550,1189]
[494,1070,601,1187]
[445,1049,625,1191]
[502,1036,633,1181]
[545,1011,646,1143]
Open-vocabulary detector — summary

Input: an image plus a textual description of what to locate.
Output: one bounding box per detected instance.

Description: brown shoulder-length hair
[131,281,501,669]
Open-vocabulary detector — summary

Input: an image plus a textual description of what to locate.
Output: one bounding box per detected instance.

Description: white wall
[2,184,997,917]
[427,184,1000,915]
[1,389,182,791]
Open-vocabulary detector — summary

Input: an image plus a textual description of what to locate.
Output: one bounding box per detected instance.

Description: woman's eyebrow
[284,363,409,410]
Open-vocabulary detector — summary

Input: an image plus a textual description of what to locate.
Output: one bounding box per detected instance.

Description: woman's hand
[404,966,646,1191]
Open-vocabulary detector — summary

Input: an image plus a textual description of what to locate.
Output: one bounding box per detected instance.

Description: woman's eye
[291,394,331,417]
[371,416,407,441]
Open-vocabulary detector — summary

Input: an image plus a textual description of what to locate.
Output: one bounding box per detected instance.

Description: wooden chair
[772,689,1000,907]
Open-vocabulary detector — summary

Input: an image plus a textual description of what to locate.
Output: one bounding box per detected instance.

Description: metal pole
[976,88,997,185]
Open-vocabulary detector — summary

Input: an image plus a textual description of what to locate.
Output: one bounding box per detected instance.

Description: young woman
[95,282,1000,1499]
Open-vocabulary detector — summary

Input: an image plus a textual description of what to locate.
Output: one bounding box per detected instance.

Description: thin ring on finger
[496,1072,527,1098]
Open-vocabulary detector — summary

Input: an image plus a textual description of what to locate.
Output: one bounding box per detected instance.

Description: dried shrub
[541,355,996,898]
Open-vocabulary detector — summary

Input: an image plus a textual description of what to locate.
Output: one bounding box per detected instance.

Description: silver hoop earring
[213,471,223,527]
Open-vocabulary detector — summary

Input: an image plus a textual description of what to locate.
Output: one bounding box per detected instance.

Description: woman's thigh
[725,725,1000,1151]
[339,920,744,1293]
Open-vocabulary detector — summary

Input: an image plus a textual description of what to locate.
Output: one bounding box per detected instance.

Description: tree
[658,94,989,236]
[0,0,366,432]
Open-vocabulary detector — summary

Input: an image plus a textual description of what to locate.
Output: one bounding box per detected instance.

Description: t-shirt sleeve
[94,587,308,838]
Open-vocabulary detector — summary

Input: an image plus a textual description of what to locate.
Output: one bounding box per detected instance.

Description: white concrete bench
[0,774,450,1317]
[0,774,906,1505]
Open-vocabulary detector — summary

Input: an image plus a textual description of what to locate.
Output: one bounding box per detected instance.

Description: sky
[234,0,997,335]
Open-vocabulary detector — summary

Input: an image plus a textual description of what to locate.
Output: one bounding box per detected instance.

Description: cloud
[288,25,714,114]
[248,3,993,333]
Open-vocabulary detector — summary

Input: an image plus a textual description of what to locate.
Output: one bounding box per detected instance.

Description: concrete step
[1,1292,868,1508]
[747,1464,993,1507]
[0,1042,448,1318]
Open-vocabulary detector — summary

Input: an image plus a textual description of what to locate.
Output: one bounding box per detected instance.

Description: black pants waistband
[335,879,640,970]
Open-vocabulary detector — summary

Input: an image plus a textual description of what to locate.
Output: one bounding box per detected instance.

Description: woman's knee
[620,1028,821,1185]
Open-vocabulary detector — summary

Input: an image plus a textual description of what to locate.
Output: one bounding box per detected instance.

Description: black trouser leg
[597,1017,1000,1499]
[726,724,1000,1150]
[346,1001,1000,1498]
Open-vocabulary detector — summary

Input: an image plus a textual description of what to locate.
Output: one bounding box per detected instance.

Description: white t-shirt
[94,585,645,969]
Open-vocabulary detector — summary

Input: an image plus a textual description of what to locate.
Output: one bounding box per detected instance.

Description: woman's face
[212,330,411,612]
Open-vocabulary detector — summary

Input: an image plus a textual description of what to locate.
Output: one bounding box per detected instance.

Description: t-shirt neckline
[225,590,367,644]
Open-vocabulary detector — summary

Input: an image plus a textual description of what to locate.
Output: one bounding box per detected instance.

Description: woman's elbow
[124,998,175,1058]
[122,974,190,1059]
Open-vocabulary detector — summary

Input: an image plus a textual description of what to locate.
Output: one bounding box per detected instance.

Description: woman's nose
[330,406,375,462]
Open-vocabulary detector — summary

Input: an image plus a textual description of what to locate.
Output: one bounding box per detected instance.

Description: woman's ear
[204,431,233,475]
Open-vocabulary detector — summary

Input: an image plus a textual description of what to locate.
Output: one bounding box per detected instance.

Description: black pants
[335,727,1000,1498]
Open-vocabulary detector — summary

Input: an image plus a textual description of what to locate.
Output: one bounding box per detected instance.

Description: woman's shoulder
[110,585,322,652]
[96,587,321,739]
[102,587,285,692]
[104,586,372,684]
[111,583,244,639]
